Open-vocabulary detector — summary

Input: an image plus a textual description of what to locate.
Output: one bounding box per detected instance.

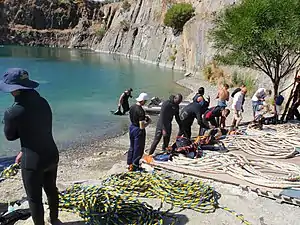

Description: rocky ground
[1,75,299,225]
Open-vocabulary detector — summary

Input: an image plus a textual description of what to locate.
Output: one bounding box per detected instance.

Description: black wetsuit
[202,107,223,128]
[192,93,207,103]
[177,102,208,139]
[3,90,59,225]
[149,96,181,155]
[121,92,132,114]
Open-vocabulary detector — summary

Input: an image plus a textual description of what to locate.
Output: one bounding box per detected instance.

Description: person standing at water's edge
[115,88,133,115]
[0,68,60,225]
[128,93,151,171]
[148,94,183,156]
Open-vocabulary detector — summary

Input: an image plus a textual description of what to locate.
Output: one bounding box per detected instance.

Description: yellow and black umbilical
[59,171,251,225]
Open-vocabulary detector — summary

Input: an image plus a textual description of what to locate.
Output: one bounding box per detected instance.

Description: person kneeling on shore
[0,68,60,225]
[177,97,209,139]
[202,107,230,130]
[251,88,272,119]
[148,94,183,156]
[127,93,151,171]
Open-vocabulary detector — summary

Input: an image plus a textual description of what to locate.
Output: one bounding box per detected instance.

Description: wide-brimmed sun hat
[136,93,149,102]
[0,68,39,93]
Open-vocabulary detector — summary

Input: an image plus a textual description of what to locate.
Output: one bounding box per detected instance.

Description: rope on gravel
[168,152,300,188]
[222,123,300,159]
[246,123,300,137]
[0,163,19,179]
[58,171,251,225]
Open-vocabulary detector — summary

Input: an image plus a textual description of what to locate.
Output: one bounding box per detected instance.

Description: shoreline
[0,68,194,203]
[2,73,300,225]
[2,50,299,225]
[93,49,189,73]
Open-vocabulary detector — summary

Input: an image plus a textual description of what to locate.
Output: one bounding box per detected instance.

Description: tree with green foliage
[164,3,195,33]
[209,0,300,97]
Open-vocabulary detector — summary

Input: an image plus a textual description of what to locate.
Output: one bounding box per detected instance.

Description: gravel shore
[1,74,299,225]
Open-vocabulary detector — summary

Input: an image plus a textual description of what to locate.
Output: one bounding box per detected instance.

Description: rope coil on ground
[59,172,251,225]
[222,124,300,159]
[0,163,19,179]
[167,152,300,188]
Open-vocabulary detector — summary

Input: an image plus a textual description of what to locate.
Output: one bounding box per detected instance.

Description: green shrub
[120,20,130,32]
[96,27,106,39]
[203,65,213,80]
[169,55,176,62]
[231,72,257,96]
[122,0,131,11]
[164,3,195,32]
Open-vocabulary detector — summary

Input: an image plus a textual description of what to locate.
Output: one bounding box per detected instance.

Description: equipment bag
[205,107,215,120]
[154,154,171,162]
[275,95,284,106]
[0,209,31,225]
[175,137,192,148]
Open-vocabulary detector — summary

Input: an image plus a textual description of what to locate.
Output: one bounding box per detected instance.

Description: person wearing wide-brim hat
[0,68,60,225]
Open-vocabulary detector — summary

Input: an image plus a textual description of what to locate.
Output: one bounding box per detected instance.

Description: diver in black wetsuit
[178,97,209,139]
[192,87,210,103]
[148,94,183,155]
[0,68,60,225]
[115,88,133,115]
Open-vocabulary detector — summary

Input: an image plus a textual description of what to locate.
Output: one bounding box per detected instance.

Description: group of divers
[0,68,299,225]
[115,83,278,171]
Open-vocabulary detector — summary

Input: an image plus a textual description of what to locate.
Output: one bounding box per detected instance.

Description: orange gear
[128,164,134,171]
[143,155,153,164]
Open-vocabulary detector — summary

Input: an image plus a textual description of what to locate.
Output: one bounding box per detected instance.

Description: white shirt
[232,91,244,111]
[252,88,266,101]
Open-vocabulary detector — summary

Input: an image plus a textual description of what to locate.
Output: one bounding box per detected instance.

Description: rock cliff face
[0,0,237,73]
[0,0,105,48]
[95,0,236,72]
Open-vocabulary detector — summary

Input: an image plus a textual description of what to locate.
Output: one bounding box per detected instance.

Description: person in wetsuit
[0,68,60,225]
[192,87,210,105]
[115,88,133,115]
[127,93,151,171]
[148,94,183,156]
[202,107,230,129]
[177,97,209,139]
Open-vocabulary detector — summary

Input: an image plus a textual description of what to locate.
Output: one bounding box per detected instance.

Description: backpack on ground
[275,95,284,106]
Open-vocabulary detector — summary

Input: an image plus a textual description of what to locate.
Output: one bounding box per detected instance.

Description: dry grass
[203,61,257,96]
[203,61,230,85]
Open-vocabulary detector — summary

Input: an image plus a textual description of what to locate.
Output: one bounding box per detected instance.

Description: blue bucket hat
[0,68,39,93]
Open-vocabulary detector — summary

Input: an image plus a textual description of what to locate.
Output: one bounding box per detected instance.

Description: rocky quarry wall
[0,0,296,95]
[0,0,236,72]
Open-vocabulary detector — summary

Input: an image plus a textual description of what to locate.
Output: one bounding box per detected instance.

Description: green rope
[59,171,252,225]
[0,163,251,224]
[0,163,20,179]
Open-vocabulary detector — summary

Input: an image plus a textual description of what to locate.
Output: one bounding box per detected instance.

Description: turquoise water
[0,46,186,156]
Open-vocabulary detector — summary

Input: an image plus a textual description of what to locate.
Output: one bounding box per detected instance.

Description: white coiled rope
[168,152,300,189]
[222,123,300,159]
